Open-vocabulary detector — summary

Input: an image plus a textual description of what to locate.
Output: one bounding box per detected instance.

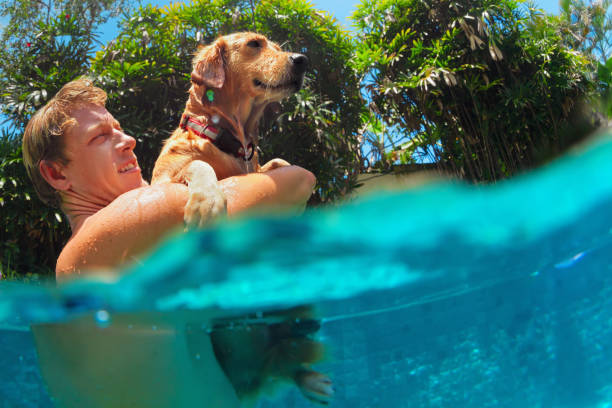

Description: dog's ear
[191,40,226,89]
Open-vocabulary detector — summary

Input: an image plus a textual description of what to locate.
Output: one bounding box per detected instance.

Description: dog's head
[190,32,308,113]
[181,32,307,175]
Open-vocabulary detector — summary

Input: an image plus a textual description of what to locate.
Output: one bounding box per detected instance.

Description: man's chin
[120,177,147,195]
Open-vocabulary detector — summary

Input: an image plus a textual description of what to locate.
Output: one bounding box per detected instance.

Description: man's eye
[92,134,108,143]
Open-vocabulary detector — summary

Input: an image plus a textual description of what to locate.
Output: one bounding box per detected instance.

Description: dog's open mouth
[253,78,303,91]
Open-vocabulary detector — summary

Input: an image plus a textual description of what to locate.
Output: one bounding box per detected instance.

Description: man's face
[60,105,146,205]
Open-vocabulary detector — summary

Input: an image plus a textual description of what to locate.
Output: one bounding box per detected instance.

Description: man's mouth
[118,161,138,173]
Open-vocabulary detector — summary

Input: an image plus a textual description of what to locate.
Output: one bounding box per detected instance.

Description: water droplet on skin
[94,310,111,328]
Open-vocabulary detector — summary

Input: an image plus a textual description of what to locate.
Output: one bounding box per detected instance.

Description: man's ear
[39,160,71,191]
[191,40,226,89]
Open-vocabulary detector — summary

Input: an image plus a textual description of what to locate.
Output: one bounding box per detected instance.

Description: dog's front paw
[260,158,291,172]
[295,370,334,405]
[183,161,227,229]
[184,187,226,229]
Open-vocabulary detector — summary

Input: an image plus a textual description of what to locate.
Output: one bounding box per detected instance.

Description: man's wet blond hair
[22,77,107,207]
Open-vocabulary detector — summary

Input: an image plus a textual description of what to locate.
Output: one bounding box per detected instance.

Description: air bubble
[94,310,111,328]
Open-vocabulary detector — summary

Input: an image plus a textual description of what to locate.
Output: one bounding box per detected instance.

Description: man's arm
[223,165,316,215]
[56,166,315,281]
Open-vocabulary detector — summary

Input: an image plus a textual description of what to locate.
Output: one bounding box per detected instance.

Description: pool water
[2,132,612,407]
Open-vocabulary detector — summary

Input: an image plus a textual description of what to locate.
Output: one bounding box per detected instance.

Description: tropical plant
[559,0,612,62]
[0,130,68,279]
[352,0,598,181]
[557,0,612,118]
[0,0,135,48]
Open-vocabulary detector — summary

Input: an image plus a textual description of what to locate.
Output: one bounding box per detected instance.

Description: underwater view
[2,131,612,407]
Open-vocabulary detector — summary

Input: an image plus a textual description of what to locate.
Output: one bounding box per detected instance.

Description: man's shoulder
[95,183,189,224]
[56,183,188,281]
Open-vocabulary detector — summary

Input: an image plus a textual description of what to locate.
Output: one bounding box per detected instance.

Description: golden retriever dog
[151,31,308,227]
[151,32,333,405]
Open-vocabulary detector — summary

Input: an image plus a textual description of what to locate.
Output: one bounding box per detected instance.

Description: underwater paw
[296,370,334,405]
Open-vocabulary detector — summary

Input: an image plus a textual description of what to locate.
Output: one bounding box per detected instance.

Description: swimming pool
[2,131,612,407]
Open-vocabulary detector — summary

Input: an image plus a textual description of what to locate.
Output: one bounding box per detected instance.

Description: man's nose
[117,130,136,151]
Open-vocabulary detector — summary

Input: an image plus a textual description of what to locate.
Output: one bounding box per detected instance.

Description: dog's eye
[246,40,262,49]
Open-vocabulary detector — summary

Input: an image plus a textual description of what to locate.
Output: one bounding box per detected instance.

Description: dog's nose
[290,54,308,74]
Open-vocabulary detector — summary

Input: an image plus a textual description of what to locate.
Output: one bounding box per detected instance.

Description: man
[22,77,316,281]
[23,78,317,407]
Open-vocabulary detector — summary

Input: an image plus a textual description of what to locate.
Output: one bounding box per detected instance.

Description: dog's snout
[290,54,308,74]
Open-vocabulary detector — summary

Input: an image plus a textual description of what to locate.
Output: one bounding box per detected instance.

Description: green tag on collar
[206,89,215,102]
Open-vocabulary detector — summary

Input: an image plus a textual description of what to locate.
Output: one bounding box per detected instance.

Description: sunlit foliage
[352,0,598,180]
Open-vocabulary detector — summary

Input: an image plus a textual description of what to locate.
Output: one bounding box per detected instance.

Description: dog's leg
[266,318,334,405]
[182,160,227,229]
[295,369,334,405]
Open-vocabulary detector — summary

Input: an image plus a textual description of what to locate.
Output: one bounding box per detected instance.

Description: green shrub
[352,0,598,180]
[0,15,96,278]
[0,132,70,278]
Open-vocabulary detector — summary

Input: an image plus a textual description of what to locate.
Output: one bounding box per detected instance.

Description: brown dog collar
[179,115,254,161]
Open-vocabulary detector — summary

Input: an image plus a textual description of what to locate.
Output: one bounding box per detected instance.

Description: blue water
[2,132,612,407]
